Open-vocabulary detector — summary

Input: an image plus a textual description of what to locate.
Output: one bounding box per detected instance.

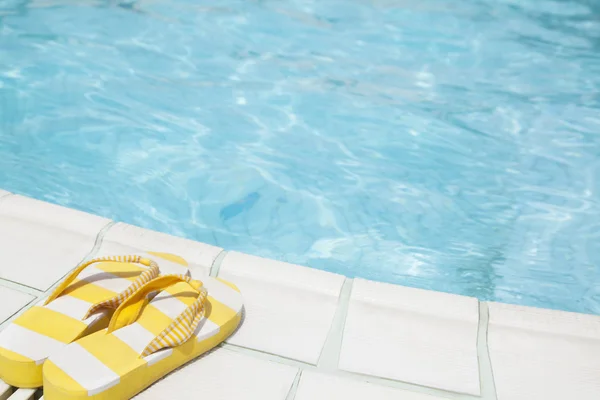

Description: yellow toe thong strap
[44,255,160,319]
[106,274,208,357]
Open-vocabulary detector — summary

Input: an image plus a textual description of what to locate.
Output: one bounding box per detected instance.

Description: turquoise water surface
[2,0,600,314]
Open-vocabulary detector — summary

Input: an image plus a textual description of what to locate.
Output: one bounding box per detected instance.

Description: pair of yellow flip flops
[0,253,243,399]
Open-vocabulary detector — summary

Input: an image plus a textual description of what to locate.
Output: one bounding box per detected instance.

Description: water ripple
[1,0,600,314]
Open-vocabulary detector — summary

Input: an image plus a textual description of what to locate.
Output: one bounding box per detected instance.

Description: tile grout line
[39,221,116,298]
[335,370,481,400]
[0,278,42,297]
[316,277,353,370]
[0,296,37,331]
[209,249,228,277]
[477,301,498,400]
[222,342,316,369]
[223,337,481,400]
[284,370,303,400]
[82,221,116,262]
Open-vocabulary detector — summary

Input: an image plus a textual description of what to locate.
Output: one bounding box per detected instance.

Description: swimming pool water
[2,0,600,314]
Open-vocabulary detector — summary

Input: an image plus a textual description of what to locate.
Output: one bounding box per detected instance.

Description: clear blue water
[2,0,600,314]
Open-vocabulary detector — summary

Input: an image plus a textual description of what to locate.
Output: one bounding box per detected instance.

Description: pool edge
[0,191,598,400]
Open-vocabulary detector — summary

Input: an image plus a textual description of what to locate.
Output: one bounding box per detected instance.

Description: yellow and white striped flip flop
[0,253,184,388]
[43,273,243,400]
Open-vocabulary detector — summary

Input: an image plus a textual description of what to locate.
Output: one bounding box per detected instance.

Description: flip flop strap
[102,273,207,357]
[83,261,160,319]
[141,283,208,357]
[44,255,159,318]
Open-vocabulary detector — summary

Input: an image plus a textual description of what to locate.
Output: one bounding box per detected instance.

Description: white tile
[488,302,600,400]
[0,217,105,291]
[295,371,451,400]
[339,279,480,395]
[0,286,33,323]
[135,349,298,400]
[220,252,344,297]
[0,195,109,237]
[0,196,109,290]
[101,223,222,275]
[0,190,10,199]
[218,252,345,364]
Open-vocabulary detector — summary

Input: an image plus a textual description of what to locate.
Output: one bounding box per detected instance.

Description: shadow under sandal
[0,255,161,388]
[43,273,243,400]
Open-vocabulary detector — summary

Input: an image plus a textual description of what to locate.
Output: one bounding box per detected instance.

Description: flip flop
[43,273,243,400]
[0,253,185,388]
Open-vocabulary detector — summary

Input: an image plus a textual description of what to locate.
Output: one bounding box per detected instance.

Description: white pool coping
[0,191,598,400]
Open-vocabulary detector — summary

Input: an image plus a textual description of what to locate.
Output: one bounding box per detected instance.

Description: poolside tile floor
[339,279,481,395]
[0,195,109,290]
[136,349,298,400]
[0,191,598,400]
[219,251,346,364]
[295,371,449,400]
[488,302,600,400]
[102,222,223,275]
[0,287,33,325]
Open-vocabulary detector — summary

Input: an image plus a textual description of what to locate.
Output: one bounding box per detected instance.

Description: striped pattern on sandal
[43,270,244,400]
[0,254,178,389]
[141,275,208,356]
[84,259,159,319]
